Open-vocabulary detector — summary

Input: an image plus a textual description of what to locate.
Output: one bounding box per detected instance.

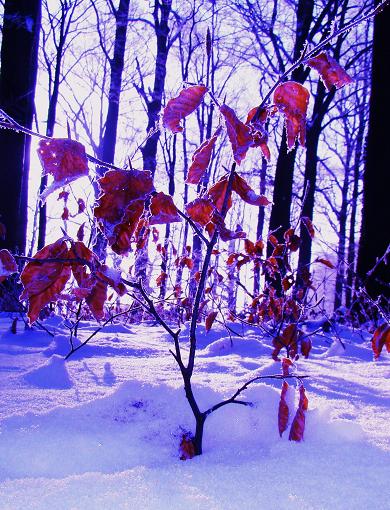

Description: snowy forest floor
[0,314,389,510]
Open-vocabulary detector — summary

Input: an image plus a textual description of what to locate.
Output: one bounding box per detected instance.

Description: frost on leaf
[20,239,72,324]
[306,52,353,91]
[289,385,308,442]
[149,192,181,224]
[371,323,390,360]
[232,173,270,206]
[163,85,208,133]
[186,198,215,227]
[278,381,290,437]
[273,82,310,150]
[246,106,272,160]
[0,249,18,283]
[186,127,222,184]
[38,138,89,201]
[94,169,154,254]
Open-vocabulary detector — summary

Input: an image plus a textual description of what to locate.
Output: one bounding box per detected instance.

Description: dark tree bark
[93,0,131,260]
[0,0,41,254]
[356,3,390,301]
[267,0,314,256]
[140,0,172,175]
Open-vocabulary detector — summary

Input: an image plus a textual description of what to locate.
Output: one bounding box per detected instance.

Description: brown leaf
[301,216,315,239]
[207,177,232,212]
[273,82,310,149]
[289,385,308,442]
[20,239,72,324]
[315,257,334,269]
[220,104,253,164]
[306,52,353,91]
[205,310,218,332]
[186,127,222,184]
[94,169,153,254]
[149,192,181,224]
[163,85,208,133]
[278,381,290,437]
[232,173,270,206]
[0,249,18,283]
[371,323,390,360]
[186,198,215,227]
[38,139,89,201]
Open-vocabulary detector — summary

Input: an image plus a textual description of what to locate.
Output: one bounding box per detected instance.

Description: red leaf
[205,311,218,332]
[301,337,312,358]
[186,127,222,184]
[273,82,310,149]
[186,198,215,226]
[232,173,270,206]
[94,169,153,254]
[210,211,246,242]
[281,357,293,376]
[20,239,72,323]
[245,106,272,160]
[58,190,69,201]
[0,249,18,283]
[220,104,253,164]
[76,223,85,242]
[371,323,390,360]
[207,177,232,212]
[301,216,315,238]
[149,192,181,224]
[289,385,308,442]
[38,138,89,201]
[163,85,208,133]
[77,198,86,214]
[179,432,196,460]
[306,52,353,91]
[96,265,126,296]
[315,257,334,269]
[156,271,167,287]
[61,207,69,221]
[86,279,107,321]
[278,381,290,437]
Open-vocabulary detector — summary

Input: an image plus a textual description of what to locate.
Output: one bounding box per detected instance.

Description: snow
[0,314,389,509]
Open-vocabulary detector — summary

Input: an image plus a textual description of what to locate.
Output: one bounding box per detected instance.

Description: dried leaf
[38,138,89,201]
[20,239,72,324]
[205,311,218,332]
[186,127,222,184]
[0,249,18,283]
[273,82,310,149]
[186,198,215,226]
[301,337,312,358]
[301,216,315,239]
[220,104,253,164]
[94,169,153,254]
[306,52,353,91]
[179,432,196,460]
[371,323,390,360]
[149,192,181,224]
[232,173,270,206]
[163,85,208,133]
[278,381,290,437]
[315,257,334,269]
[289,385,308,442]
[86,279,107,321]
[207,177,232,212]
[77,198,86,214]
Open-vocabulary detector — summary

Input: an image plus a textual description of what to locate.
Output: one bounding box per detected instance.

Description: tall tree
[356,2,390,302]
[0,0,41,254]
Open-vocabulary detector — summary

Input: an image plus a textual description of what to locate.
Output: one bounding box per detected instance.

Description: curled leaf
[149,192,181,224]
[207,177,232,212]
[232,173,270,206]
[163,85,208,133]
[38,138,89,201]
[20,239,72,324]
[301,216,315,238]
[94,169,153,254]
[301,337,312,358]
[306,52,353,91]
[205,311,218,332]
[278,381,290,437]
[220,104,253,164]
[0,249,18,283]
[289,385,308,442]
[274,82,310,149]
[315,257,334,269]
[186,127,222,184]
[371,323,390,360]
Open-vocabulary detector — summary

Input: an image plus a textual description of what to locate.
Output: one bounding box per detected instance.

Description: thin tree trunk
[253,158,267,295]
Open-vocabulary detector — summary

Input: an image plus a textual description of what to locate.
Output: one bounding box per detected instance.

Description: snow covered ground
[0,314,389,510]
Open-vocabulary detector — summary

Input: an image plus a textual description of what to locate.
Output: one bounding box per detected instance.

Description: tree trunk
[0,0,41,255]
[356,3,390,301]
[253,158,267,296]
